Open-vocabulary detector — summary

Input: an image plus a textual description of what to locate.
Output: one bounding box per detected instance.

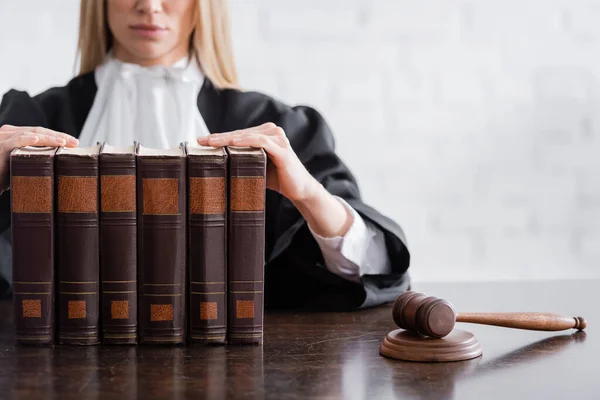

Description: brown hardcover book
[226,147,266,345]
[136,144,187,344]
[10,146,58,345]
[99,143,137,344]
[186,143,228,344]
[56,144,101,345]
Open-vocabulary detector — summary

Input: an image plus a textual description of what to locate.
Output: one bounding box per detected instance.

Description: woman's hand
[197,122,319,202]
[0,125,79,192]
[197,123,353,238]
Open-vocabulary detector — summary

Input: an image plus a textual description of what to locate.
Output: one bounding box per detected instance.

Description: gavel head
[392,291,457,339]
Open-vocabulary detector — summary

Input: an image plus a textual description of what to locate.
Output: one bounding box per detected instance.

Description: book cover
[10,146,58,345]
[99,143,138,344]
[186,143,228,344]
[136,143,187,344]
[56,144,101,345]
[226,147,266,345]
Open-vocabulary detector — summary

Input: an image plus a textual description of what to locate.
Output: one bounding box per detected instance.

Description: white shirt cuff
[308,197,374,282]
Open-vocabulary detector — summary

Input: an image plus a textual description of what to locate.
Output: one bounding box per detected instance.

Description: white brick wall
[0,0,598,282]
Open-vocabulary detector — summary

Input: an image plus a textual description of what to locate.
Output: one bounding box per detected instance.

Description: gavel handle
[455,312,587,332]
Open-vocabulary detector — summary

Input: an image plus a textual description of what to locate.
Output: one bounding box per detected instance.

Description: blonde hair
[77,0,239,89]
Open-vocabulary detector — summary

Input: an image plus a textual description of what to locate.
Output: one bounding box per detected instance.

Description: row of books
[10,142,266,346]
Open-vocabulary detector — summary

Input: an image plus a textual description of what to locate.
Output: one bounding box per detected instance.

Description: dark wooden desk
[0,280,596,399]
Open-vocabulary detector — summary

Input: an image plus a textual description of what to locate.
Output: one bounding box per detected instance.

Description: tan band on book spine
[15,336,52,341]
[142,178,179,215]
[236,300,255,319]
[22,299,42,318]
[200,302,218,320]
[58,176,97,212]
[101,175,136,212]
[68,300,87,319]
[111,300,130,320]
[150,304,174,321]
[189,177,225,214]
[192,335,225,340]
[231,177,264,211]
[12,176,52,213]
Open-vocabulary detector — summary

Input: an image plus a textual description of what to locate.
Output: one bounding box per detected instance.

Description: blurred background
[0,0,598,283]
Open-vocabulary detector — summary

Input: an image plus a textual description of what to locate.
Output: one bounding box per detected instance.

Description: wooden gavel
[393,291,587,339]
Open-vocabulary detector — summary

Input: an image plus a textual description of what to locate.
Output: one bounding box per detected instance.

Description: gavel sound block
[379,291,587,363]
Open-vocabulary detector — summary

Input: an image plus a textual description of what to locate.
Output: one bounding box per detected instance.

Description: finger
[30,133,68,147]
[1,128,76,147]
[230,133,285,159]
[0,128,26,139]
[3,132,67,149]
[245,125,289,148]
[230,123,275,134]
[205,131,251,147]
[0,124,18,131]
[268,134,290,149]
[208,123,276,139]
[242,123,274,133]
[0,132,38,145]
[11,126,78,147]
[260,125,286,137]
[0,130,27,140]
[5,134,40,149]
[197,131,233,146]
[197,130,243,146]
[202,125,276,142]
[246,123,285,137]
[204,134,234,147]
[197,123,284,147]
[258,122,277,130]
[264,127,290,148]
[199,131,254,149]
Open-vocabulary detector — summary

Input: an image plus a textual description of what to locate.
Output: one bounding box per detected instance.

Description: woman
[0,0,410,309]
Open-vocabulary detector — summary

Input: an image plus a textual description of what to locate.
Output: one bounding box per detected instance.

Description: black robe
[0,73,411,310]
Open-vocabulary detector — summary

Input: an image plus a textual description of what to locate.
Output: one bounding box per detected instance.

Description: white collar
[95,52,205,85]
[77,52,210,149]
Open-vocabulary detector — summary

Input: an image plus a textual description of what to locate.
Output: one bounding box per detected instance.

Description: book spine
[100,153,137,344]
[227,150,266,345]
[10,152,56,345]
[56,154,100,345]
[137,157,186,344]
[188,154,227,344]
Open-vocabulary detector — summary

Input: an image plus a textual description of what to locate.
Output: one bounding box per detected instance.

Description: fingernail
[56,138,66,145]
[68,137,79,145]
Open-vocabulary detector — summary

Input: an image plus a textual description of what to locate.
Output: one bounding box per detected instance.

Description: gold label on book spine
[111,300,129,320]
[58,176,97,212]
[12,176,52,213]
[22,299,42,318]
[231,178,264,211]
[101,175,136,212]
[142,178,179,215]
[200,302,218,320]
[189,177,225,214]
[150,304,174,321]
[236,300,255,319]
[68,300,87,319]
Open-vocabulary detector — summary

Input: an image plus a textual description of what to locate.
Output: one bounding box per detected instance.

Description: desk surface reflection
[0,280,597,399]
